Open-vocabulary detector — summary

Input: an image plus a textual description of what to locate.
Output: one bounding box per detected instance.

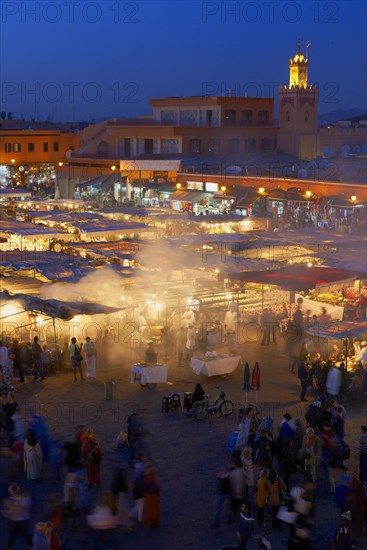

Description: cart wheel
[194,404,207,421]
[219,400,235,417]
[147,383,157,389]
[139,377,147,388]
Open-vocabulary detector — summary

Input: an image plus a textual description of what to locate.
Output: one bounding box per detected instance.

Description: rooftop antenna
[306,40,311,60]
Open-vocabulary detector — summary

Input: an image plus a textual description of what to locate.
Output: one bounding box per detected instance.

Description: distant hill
[318,108,366,125]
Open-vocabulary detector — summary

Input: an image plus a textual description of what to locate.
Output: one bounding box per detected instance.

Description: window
[53,142,59,152]
[261,138,272,152]
[241,110,253,124]
[258,110,269,125]
[13,143,21,152]
[228,138,239,153]
[305,111,309,123]
[244,139,256,153]
[286,111,290,122]
[224,110,236,124]
[43,142,48,152]
[189,139,201,153]
[5,143,11,153]
[28,142,35,152]
[208,139,220,153]
[206,110,213,127]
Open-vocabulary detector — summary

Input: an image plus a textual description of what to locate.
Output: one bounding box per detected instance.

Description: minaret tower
[278,40,319,159]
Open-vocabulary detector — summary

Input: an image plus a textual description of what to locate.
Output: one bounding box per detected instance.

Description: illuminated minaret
[278,40,319,159]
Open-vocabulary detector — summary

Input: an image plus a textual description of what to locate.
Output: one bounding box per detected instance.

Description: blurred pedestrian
[298,361,310,401]
[255,469,269,527]
[81,428,103,488]
[69,337,84,381]
[32,336,45,381]
[357,425,367,485]
[24,428,43,481]
[83,336,97,380]
[111,468,134,529]
[236,502,254,550]
[1,483,32,549]
[144,466,160,527]
[3,392,20,446]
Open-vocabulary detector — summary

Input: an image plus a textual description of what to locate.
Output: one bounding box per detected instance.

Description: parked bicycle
[194,388,234,421]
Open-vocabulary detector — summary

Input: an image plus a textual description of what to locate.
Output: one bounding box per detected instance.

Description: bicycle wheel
[194,404,207,421]
[219,400,234,417]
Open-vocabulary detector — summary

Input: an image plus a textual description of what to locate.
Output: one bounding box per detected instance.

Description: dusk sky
[1,0,366,122]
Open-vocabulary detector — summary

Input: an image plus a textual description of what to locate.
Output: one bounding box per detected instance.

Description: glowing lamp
[176,183,181,189]
[220,185,226,192]
[305,190,312,198]
[11,159,15,164]
[111,165,116,171]
[258,187,265,194]
[58,162,63,167]
[351,195,357,203]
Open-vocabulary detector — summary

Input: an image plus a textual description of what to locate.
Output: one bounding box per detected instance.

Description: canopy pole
[53,317,57,349]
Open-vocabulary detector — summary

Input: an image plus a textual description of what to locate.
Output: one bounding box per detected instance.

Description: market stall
[190,354,241,377]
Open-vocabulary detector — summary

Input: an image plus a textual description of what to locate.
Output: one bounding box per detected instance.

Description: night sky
[1,0,366,122]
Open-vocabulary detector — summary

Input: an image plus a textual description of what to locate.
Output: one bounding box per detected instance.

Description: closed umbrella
[251,362,261,407]
[242,362,251,403]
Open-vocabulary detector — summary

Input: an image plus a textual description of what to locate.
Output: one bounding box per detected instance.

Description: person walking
[20,342,32,381]
[236,502,255,550]
[227,458,246,523]
[302,427,324,483]
[267,469,286,530]
[2,483,32,549]
[143,466,160,527]
[111,468,134,529]
[3,391,20,447]
[10,339,22,383]
[326,363,342,400]
[185,323,196,361]
[212,468,231,528]
[83,337,97,380]
[69,337,84,381]
[298,361,310,401]
[255,469,269,527]
[81,428,103,488]
[357,425,367,485]
[32,336,45,381]
[23,428,43,481]
[2,353,15,390]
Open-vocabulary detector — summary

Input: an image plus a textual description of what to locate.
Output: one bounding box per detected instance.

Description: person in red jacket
[81,428,103,488]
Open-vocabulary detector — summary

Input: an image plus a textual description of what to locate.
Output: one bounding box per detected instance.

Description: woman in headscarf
[301,427,324,483]
[23,428,43,480]
[81,428,103,488]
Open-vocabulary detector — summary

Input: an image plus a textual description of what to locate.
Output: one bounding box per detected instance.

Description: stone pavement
[1,337,366,550]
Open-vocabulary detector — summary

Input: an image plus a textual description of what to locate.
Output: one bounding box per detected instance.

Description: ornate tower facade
[278,40,319,159]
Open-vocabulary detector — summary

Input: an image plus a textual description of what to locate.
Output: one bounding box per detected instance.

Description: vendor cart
[131,363,168,389]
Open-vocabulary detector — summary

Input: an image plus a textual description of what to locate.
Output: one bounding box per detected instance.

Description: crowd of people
[0,398,160,549]
[219,396,367,549]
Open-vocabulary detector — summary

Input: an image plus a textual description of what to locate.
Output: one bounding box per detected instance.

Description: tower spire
[298,38,301,53]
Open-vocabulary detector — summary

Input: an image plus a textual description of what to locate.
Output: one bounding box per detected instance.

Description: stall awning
[235,192,262,208]
[223,266,364,292]
[304,320,367,339]
[168,190,210,202]
[0,290,124,321]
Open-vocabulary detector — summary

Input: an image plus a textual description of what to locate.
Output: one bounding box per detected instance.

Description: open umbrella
[242,362,251,403]
[251,362,261,407]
